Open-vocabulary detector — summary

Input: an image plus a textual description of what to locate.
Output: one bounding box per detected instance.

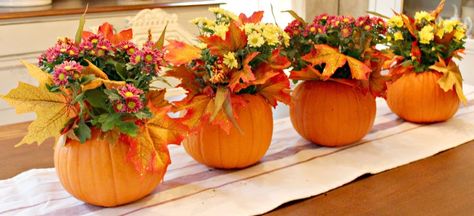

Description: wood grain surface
[1,122,473,215]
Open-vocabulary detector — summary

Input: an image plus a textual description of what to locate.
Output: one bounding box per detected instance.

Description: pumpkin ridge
[107,140,119,206]
[246,96,256,166]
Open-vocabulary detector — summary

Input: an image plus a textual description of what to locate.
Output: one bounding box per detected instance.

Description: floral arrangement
[1,22,185,174]
[164,8,292,133]
[385,0,467,103]
[284,12,389,96]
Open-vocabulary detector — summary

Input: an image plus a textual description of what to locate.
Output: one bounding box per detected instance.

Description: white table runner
[1,85,474,216]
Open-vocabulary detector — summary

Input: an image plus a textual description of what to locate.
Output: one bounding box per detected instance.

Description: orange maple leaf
[199,21,247,55]
[229,52,259,91]
[257,73,291,107]
[165,40,202,65]
[300,44,371,80]
[238,11,264,24]
[83,22,132,45]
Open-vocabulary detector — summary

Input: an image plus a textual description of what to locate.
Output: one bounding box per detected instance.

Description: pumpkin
[386,71,459,123]
[183,94,273,169]
[54,129,166,207]
[290,80,376,147]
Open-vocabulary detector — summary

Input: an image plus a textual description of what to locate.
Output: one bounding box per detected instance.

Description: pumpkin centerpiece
[165,8,291,169]
[385,0,467,123]
[283,13,390,146]
[1,21,186,207]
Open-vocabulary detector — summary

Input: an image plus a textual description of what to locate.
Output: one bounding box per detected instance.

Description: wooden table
[1,122,473,215]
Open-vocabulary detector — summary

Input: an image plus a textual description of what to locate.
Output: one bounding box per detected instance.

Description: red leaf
[268,49,291,70]
[289,66,323,80]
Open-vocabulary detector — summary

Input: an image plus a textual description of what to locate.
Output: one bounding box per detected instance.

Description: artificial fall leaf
[146,89,169,113]
[165,65,200,96]
[431,0,446,19]
[289,65,324,80]
[399,13,417,38]
[22,61,52,87]
[410,41,422,62]
[238,11,264,24]
[146,106,188,147]
[211,86,229,120]
[83,60,108,79]
[283,10,307,26]
[199,21,247,55]
[268,49,291,70]
[430,58,467,104]
[1,82,78,146]
[83,22,133,45]
[229,52,259,91]
[81,60,125,91]
[165,40,202,65]
[122,128,169,175]
[175,94,213,130]
[302,44,371,80]
[257,73,291,107]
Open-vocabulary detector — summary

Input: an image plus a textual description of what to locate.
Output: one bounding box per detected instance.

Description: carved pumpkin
[290,80,376,147]
[183,94,273,169]
[54,129,166,207]
[386,71,459,123]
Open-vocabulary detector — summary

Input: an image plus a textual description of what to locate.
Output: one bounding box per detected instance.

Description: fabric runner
[1,85,474,216]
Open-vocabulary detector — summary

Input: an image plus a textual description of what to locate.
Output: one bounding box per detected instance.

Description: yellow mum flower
[386,35,392,41]
[223,52,238,69]
[454,25,466,41]
[436,28,445,39]
[191,17,215,27]
[394,31,404,41]
[243,23,256,34]
[414,11,434,24]
[209,7,238,20]
[388,15,404,28]
[419,25,434,44]
[248,32,265,48]
[262,25,280,46]
[213,24,229,40]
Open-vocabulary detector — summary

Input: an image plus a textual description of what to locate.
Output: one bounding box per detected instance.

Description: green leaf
[74,120,91,143]
[117,121,138,137]
[75,4,88,44]
[98,113,121,131]
[84,89,108,109]
[104,89,121,101]
[282,10,306,25]
[155,22,168,49]
[134,109,153,119]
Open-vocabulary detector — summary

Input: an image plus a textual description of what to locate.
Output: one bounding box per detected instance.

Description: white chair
[127,9,195,46]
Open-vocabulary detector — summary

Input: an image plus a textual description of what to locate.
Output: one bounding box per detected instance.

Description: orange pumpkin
[386,71,459,123]
[290,80,376,147]
[54,129,166,207]
[183,94,273,169]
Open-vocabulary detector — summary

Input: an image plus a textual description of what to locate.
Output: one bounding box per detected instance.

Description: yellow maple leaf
[430,58,467,104]
[22,61,53,87]
[81,60,126,91]
[1,82,78,146]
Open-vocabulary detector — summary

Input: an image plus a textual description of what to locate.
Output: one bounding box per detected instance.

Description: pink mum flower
[52,69,70,86]
[117,41,138,55]
[113,101,126,113]
[124,97,143,113]
[52,61,83,85]
[129,50,143,65]
[118,84,143,99]
[142,48,158,64]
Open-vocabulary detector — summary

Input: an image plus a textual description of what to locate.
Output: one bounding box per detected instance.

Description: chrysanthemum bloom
[124,97,143,113]
[248,32,265,48]
[388,15,404,28]
[414,11,434,24]
[419,25,435,44]
[113,101,126,113]
[117,41,138,55]
[223,52,238,69]
[142,48,158,64]
[118,84,144,99]
[129,51,143,65]
[52,68,70,86]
